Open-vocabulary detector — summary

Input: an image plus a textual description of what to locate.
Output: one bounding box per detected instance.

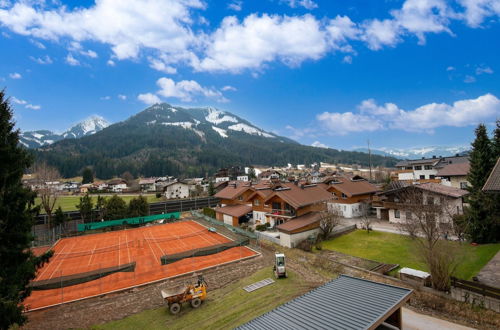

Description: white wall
[237,175,249,182]
[279,228,320,248]
[164,183,190,199]
[253,211,266,224]
[215,177,230,183]
[328,202,366,218]
[388,195,464,224]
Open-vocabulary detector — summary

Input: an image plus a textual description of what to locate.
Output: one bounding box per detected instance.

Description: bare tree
[359,202,375,233]
[395,187,460,291]
[33,162,61,239]
[319,209,341,240]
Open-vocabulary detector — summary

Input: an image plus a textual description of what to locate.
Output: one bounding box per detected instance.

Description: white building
[237,175,249,182]
[215,176,230,183]
[164,181,191,199]
[395,156,469,182]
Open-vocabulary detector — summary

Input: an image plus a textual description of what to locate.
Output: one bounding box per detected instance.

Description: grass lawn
[92,267,308,330]
[35,194,163,213]
[322,230,500,280]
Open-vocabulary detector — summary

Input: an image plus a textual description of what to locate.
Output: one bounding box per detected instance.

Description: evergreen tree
[208,181,215,196]
[82,167,94,184]
[493,119,500,158]
[104,195,127,220]
[465,124,497,243]
[0,90,53,328]
[128,195,149,217]
[95,195,106,221]
[76,193,94,222]
[53,206,68,229]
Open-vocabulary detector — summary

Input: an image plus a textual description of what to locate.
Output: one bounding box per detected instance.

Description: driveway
[402,308,474,330]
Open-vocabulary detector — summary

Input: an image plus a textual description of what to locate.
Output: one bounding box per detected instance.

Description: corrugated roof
[436,162,470,176]
[483,157,500,192]
[214,204,252,217]
[276,212,321,233]
[238,275,412,330]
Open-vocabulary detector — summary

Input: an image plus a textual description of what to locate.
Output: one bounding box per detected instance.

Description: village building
[436,162,470,189]
[374,182,468,227]
[107,179,127,193]
[213,181,254,226]
[394,155,468,183]
[139,178,157,192]
[163,181,191,199]
[320,175,379,218]
[483,157,500,193]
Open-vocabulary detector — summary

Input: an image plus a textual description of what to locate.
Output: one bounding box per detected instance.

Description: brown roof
[322,176,379,197]
[483,158,500,192]
[214,204,252,217]
[214,181,253,200]
[263,183,332,209]
[436,162,470,177]
[277,212,321,233]
[416,182,468,198]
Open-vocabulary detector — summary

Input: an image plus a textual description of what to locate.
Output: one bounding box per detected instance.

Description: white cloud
[458,0,500,27]
[342,55,352,64]
[221,85,237,91]
[362,19,401,50]
[138,93,161,105]
[314,93,500,135]
[282,0,318,10]
[30,38,45,49]
[118,94,127,100]
[65,53,80,66]
[476,65,494,75]
[156,77,228,102]
[446,66,456,71]
[148,57,177,74]
[107,59,115,66]
[25,103,41,110]
[100,96,111,100]
[199,14,328,72]
[464,75,476,83]
[30,55,52,64]
[9,72,21,79]
[11,96,27,105]
[227,1,242,11]
[311,141,329,148]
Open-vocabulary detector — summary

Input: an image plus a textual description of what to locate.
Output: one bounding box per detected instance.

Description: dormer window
[238,196,243,201]
[341,193,347,199]
[254,199,260,206]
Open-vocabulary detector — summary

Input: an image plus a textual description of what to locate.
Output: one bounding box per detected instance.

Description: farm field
[35,194,163,213]
[322,230,500,280]
[92,267,308,330]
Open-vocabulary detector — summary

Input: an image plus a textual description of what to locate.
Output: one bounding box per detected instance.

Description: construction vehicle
[161,275,207,314]
[273,253,287,279]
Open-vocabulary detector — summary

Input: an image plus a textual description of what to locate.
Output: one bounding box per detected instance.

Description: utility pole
[367,139,373,181]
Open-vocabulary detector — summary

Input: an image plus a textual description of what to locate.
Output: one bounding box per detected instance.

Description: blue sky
[1,0,499,151]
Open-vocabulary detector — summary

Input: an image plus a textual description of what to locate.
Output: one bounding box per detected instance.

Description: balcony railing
[266,209,296,217]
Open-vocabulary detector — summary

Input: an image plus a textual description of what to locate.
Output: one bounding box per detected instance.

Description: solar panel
[243,278,275,292]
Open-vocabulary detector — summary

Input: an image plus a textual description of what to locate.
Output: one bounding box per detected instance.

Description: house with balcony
[395,155,469,183]
[319,175,380,218]
[374,182,468,227]
[213,181,254,226]
[436,162,470,189]
[139,178,157,192]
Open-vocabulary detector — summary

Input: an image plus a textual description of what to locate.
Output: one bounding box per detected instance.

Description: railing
[451,277,500,300]
[267,209,296,217]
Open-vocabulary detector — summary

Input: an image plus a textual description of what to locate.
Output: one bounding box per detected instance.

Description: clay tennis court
[25,220,257,311]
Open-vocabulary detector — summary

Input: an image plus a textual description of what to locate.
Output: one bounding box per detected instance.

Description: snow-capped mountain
[19,115,110,148]
[354,145,470,159]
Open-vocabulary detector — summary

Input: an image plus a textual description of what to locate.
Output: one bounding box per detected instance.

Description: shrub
[155,192,162,198]
[297,239,313,252]
[315,237,323,251]
[202,207,216,218]
[265,222,271,228]
[256,224,267,231]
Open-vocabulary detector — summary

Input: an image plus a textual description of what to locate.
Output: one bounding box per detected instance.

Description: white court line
[118,235,121,266]
[48,241,78,279]
[126,232,131,264]
[147,229,165,257]
[142,232,160,265]
[87,242,98,266]
[38,240,72,280]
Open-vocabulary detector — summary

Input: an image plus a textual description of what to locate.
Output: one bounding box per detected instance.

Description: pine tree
[493,119,500,158]
[82,167,94,184]
[128,195,149,217]
[104,195,127,220]
[0,90,52,328]
[466,124,497,243]
[208,181,215,196]
[76,193,94,222]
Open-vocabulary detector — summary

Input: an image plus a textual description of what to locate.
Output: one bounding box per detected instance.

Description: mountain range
[32,103,397,179]
[353,145,470,159]
[19,116,109,148]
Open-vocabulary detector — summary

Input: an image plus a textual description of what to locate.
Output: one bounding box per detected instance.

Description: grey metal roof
[237,275,412,330]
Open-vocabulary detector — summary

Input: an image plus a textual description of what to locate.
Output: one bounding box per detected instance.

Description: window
[430,175,435,179]
[414,165,422,170]
[406,212,412,220]
[420,175,425,179]
[254,199,260,206]
[272,202,281,210]
[460,182,468,189]
[405,166,412,170]
[395,210,400,218]
[238,196,243,201]
[341,193,347,199]
[424,165,432,170]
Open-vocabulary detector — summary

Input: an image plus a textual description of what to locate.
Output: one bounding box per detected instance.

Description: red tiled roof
[483,157,500,192]
[263,183,332,209]
[214,181,253,200]
[436,163,470,177]
[214,204,252,217]
[416,182,468,198]
[277,212,321,233]
[322,176,379,197]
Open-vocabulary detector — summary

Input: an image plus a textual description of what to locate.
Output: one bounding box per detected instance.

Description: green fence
[191,211,257,239]
[77,212,180,232]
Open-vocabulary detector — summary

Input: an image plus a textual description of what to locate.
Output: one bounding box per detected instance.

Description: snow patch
[212,126,228,138]
[228,123,274,138]
[146,120,157,125]
[32,133,44,139]
[169,107,177,113]
[205,108,238,125]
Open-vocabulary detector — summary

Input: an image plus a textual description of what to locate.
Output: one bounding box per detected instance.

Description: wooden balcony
[266,209,296,218]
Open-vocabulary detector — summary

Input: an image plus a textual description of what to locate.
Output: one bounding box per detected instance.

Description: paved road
[403,308,474,330]
[476,249,500,288]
